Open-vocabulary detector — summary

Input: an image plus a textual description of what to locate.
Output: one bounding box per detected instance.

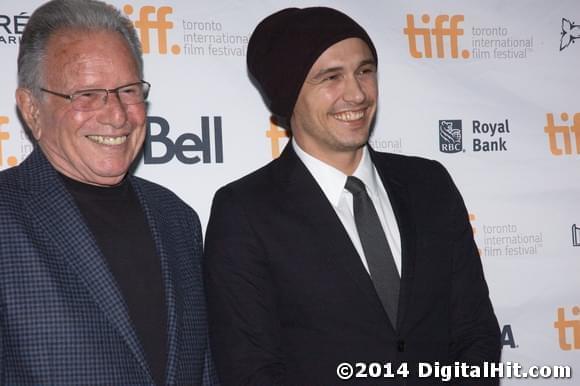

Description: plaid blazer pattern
[0,149,217,385]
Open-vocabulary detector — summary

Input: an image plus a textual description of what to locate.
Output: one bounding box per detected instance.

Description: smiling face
[16,29,146,186]
[290,37,377,172]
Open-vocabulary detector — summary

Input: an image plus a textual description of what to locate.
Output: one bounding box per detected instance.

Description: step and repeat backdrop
[1,0,578,383]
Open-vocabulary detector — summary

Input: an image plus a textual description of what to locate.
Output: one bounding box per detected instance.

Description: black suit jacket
[204,145,500,386]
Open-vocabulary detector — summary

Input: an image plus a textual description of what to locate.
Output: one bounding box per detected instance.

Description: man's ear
[15,87,42,140]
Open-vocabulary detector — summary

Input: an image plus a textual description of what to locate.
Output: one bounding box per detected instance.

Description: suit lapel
[369,148,417,331]
[131,178,179,384]
[273,145,392,325]
[21,149,152,382]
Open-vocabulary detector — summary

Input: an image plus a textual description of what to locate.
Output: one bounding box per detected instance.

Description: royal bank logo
[123,4,180,55]
[0,12,29,45]
[544,113,580,156]
[440,118,512,154]
[404,14,470,59]
[560,18,580,51]
[144,116,223,164]
[266,120,289,159]
[0,116,19,169]
[554,306,580,351]
[572,224,580,247]
[439,120,463,153]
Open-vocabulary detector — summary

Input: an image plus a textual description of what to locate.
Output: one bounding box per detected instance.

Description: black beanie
[247,7,378,127]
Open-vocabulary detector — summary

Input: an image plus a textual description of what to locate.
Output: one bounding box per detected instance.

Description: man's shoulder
[0,164,20,188]
[0,165,26,208]
[130,175,194,214]
[216,158,279,197]
[371,150,448,180]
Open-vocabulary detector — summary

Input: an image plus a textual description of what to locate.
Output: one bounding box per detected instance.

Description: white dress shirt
[292,139,402,276]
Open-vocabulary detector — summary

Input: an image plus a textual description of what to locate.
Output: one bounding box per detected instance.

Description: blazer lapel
[273,145,392,325]
[369,148,417,331]
[131,178,179,384]
[21,149,153,382]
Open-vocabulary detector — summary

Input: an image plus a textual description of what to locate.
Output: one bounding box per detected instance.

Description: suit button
[397,340,405,352]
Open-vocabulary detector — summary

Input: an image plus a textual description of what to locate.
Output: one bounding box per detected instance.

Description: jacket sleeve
[437,162,501,386]
[204,186,286,386]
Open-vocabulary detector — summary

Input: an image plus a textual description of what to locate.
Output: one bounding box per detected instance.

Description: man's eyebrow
[359,58,377,68]
[311,58,377,80]
[311,66,343,80]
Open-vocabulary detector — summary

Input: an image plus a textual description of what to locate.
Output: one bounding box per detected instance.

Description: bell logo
[266,120,289,159]
[544,113,580,155]
[554,306,580,350]
[404,14,470,59]
[144,116,223,164]
[0,116,19,169]
[123,4,180,55]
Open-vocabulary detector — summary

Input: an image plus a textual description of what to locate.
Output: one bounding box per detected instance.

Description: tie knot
[345,176,366,195]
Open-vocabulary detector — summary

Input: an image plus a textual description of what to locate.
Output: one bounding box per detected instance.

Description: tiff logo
[468,213,483,256]
[0,116,18,168]
[266,120,289,159]
[554,306,580,351]
[544,113,580,155]
[123,4,180,54]
[439,120,463,153]
[404,14,470,59]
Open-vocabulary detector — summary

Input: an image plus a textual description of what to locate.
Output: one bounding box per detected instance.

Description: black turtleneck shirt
[60,173,167,385]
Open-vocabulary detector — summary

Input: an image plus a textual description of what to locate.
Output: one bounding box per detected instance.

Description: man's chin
[81,164,131,186]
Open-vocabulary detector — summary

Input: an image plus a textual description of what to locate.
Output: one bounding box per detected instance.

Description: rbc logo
[439,120,463,153]
[144,116,223,164]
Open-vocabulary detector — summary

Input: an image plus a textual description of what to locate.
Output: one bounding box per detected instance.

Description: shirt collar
[352,145,382,200]
[292,138,376,207]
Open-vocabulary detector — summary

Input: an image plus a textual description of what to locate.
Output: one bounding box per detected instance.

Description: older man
[0,0,215,384]
[204,7,501,385]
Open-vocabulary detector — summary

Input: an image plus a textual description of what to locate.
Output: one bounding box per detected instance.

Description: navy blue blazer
[0,149,217,385]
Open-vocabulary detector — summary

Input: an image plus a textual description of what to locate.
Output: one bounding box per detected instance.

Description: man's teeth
[87,135,127,145]
[334,110,365,122]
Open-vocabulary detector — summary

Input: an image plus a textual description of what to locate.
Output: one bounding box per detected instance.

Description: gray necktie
[345,176,400,328]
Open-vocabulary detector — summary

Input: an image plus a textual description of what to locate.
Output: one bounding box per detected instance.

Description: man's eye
[323,74,340,82]
[77,91,100,99]
[120,87,138,95]
[358,67,376,75]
